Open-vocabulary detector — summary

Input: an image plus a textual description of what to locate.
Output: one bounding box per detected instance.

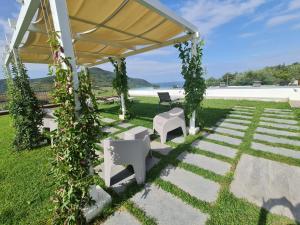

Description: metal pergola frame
[3,0,200,134]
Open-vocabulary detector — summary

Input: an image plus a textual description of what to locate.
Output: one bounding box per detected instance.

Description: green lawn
[1,97,299,225]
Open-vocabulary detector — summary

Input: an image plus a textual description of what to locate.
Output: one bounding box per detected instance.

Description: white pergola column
[116,58,126,120]
[189,32,200,135]
[49,0,80,112]
[12,48,22,76]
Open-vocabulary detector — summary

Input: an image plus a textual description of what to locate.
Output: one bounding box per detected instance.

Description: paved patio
[96,106,300,224]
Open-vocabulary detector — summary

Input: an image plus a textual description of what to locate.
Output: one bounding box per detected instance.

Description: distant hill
[206,62,300,87]
[0,67,152,93]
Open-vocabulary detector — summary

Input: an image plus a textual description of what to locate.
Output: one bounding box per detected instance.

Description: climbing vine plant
[7,61,44,150]
[109,57,132,118]
[48,32,101,224]
[175,38,206,123]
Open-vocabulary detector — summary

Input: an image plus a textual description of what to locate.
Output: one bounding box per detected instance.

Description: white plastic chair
[153,107,187,144]
[103,135,150,187]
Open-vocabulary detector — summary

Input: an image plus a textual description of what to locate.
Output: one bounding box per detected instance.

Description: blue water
[132,81,184,90]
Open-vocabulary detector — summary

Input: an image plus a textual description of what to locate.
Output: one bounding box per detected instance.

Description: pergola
[3,0,200,134]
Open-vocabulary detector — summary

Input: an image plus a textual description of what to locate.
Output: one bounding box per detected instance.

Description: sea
[131,81,184,90]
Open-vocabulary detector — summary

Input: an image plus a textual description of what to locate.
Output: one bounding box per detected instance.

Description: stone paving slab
[117,122,134,128]
[217,121,248,130]
[263,110,294,116]
[151,141,173,155]
[223,118,251,124]
[101,126,120,134]
[170,136,185,144]
[103,210,141,225]
[263,110,295,116]
[210,127,245,137]
[230,154,300,222]
[231,110,254,115]
[160,165,220,203]
[234,106,255,109]
[233,107,255,112]
[254,133,300,147]
[251,142,300,159]
[100,118,116,123]
[206,133,242,146]
[264,108,292,112]
[192,140,237,158]
[228,114,252,120]
[131,183,209,225]
[259,121,300,131]
[256,127,300,137]
[260,117,298,125]
[262,113,295,119]
[177,151,231,176]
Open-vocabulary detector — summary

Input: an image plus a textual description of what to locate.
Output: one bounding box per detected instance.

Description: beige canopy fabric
[18,0,193,65]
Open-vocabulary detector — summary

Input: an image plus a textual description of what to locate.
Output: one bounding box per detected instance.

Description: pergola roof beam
[87,33,193,67]
[4,0,40,66]
[134,0,198,33]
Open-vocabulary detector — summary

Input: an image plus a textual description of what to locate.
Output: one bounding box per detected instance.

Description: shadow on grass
[258,197,300,225]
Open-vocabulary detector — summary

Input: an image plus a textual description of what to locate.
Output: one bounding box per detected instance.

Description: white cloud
[266,13,300,26]
[288,0,300,11]
[239,32,257,38]
[180,0,266,36]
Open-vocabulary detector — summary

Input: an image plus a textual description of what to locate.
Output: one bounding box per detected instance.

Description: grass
[0,97,300,224]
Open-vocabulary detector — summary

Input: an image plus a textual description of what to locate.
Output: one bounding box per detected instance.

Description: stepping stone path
[251,142,300,159]
[223,118,251,124]
[170,135,185,144]
[217,121,248,131]
[101,126,120,134]
[260,117,298,125]
[117,122,134,128]
[131,183,209,225]
[234,106,255,109]
[264,108,292,112]
[264,110,294,115]
[100,118,116,123]
[259,121,300,131]
[262,113,295,119]
[230,154,300,222]
[254,133,300,147]
[256,127,299,137]
[205,133,242,146]
[192,140,237,158]
[102,210,141,225]
[160,165,220,203]
[178,151,231,175]
[228,114,252,120]
[151,141,173,156]
[210,127,245,137]
[231,110,253,115]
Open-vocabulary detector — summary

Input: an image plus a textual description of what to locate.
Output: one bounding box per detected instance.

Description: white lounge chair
[153,107,187,144]
[103,135,150,187]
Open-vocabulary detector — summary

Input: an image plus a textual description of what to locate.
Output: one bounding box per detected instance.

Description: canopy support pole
[189,32,200,135]
[49,0,80,112]
[12,48,22,76]
[117,58,126,120]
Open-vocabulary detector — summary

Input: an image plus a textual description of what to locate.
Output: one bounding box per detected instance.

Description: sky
[0,0,300,83]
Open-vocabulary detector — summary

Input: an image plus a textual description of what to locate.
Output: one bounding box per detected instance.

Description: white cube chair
[153,107,187,144]
[103,135,150,187]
